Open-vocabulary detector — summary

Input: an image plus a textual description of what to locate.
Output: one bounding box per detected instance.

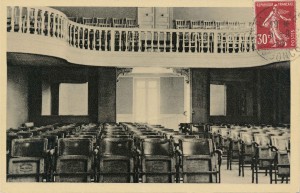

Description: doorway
[133,78,160,124]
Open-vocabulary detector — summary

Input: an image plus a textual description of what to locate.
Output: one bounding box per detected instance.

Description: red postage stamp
[255,0,296,50]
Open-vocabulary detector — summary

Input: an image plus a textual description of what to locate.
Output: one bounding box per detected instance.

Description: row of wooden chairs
[178,123,290,184]
[6,122,222,183]
[174,19,252,30]
[68,17,138,28]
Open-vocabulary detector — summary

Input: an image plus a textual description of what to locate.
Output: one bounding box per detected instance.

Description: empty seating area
[68,17,138,28]
[174,19,252,30]
[6,122,290,183]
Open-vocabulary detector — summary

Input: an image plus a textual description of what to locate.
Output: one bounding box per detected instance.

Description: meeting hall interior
[5,6,291,184]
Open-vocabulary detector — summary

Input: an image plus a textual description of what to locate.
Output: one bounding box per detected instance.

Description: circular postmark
[251,0,300,63]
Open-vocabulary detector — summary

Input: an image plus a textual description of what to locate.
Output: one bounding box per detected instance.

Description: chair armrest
[270,145,278,152]
[214,149,223,155]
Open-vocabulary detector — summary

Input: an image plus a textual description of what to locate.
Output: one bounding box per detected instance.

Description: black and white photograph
[1,1,300,192]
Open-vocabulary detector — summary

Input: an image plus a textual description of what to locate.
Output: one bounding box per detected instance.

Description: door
[155,8,170,29]
[134,78,160,124]
[138,7,171,29]
[137,7,155,29]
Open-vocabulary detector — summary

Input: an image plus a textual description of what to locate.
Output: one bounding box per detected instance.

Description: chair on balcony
[111,18,126,51]
[190,20,203,29]
[125,18,138,28]
[68,17,78,23]
[270,136,290,184]
[96,18,110,27]
[98,138,135,183]
[178,138,222,183]
[138,138,175,183]
[7,138,48,182]
[55,138,94,182]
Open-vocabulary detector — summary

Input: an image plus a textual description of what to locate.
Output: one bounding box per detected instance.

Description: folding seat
[138,138,175,183]
[227,129,240,170]
[7,138,48,182]
[178,138,222,183]
[218,127,231,169]
[98,138,135,182]
[252,133,275,183]
[170,135,199,183]
[238,131,255,177]
[270,136,290,184]
[55,138,94,182]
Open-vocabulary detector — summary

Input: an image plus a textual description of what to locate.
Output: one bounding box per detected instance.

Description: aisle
[221,161,275,184]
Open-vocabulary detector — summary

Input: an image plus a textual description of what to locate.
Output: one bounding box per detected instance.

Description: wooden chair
[55,138,93,182]
[178,138,222,183]
[138,138,175,183]
[98,138,135,183]
[7,138,48,182]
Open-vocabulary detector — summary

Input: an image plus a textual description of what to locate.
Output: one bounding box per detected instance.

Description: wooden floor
[220,161,288,184]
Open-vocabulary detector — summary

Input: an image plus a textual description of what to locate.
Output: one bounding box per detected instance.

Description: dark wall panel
[7,66,29,129]
[191,69,209,123]
[98,67,116,122]
[53,7,137,19]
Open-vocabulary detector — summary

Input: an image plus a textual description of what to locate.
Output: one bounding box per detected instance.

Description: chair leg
[269,165,273,184]
[251,162,254,183]
[255,161,258,184]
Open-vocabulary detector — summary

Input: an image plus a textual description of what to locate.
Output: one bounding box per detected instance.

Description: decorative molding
[116,68,133,82]
[173,68,190,84]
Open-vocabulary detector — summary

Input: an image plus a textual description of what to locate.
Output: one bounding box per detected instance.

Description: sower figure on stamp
[262,4,291,47]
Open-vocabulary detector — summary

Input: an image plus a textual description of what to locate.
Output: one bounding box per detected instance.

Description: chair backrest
[58,138,93,156]
[81,17,93,25]
[125,18,138,28]
[271,136,290,152]
[112,18,125,28]
[141,138,173,156]
[11,138,47,157]
[179,138,213,156]
[240,132,253,145]
[189,20,201,29]
[253,133,270,147]
[96,17,110,27]
[100,138,133,156]
[210,126,220,134]
[174,19,189,29]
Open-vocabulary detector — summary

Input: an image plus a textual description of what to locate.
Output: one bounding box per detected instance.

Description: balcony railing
[7,6,256,55]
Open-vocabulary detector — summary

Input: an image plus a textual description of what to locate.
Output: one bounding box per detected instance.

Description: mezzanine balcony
[7,6,273,68]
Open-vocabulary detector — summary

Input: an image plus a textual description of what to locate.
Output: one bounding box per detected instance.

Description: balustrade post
[41,10,45,35]
[163,32,166,52]
[82,27,85,49]
[19,6,23,33]
[53,14,56,37]
[138,31,142,52]
[34,8,38,34]
[170,32,173,52]
[176,32,179,52]
[11,6,15,32]
[26,7,30,34]
[47,12,50,36]
[213,32,218,53]
[77,27,80,48]
[111,30,115,52]
[93,28,96,50]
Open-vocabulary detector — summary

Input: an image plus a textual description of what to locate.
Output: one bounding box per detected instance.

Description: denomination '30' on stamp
[255,0,296,50]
